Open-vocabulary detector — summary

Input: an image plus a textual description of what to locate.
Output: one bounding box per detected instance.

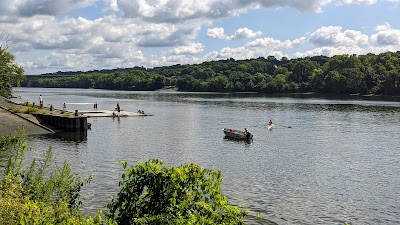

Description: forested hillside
[22,52,400,95]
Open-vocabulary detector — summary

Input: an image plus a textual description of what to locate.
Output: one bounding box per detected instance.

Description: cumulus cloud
[207,27,262,40]
[246,37,306,49]
[309,26,369,47]
[103,0,120,15]
[293,46,365,58]
[2,0,400,75]
[204,46,255,60]
[2,0,97,17]
[295,23,400,58]
[117,0,333,23]
[340,0,378,5]
[171,43,204,55]
[207,27,226,39]
[370,23,400,46]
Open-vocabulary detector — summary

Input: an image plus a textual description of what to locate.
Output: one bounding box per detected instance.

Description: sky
[1,0,400,75]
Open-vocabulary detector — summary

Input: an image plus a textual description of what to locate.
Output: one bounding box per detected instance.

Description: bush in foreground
[107,159,248,225]
[0,130,116,224]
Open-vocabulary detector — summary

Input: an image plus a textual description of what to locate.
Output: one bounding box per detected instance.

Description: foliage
[25,70,166,91]
[0,47,24,98]
[107,159,248,225]
[22,106,38,114]
[22,51,400,95]
[0,129,116,224]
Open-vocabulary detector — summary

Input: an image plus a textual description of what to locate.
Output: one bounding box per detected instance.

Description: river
[6,87,400,224]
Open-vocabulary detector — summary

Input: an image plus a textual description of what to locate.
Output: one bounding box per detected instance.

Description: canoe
[223,128,253,140]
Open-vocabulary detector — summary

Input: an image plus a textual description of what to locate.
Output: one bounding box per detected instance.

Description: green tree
[289,60,317,83]
[107,159,248,225]
[0,47,24,98]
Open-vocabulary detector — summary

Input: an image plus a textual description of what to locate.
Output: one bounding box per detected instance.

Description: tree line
[17,51,400,96]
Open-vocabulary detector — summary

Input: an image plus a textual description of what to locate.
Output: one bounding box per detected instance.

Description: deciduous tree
[0,34,24,98]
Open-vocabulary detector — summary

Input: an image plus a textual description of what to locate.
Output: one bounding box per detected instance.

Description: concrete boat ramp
[77,109,154,117]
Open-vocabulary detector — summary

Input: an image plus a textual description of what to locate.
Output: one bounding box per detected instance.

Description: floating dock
[76,110,154,117]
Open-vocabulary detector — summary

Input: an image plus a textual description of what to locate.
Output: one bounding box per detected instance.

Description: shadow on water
[223,136,253,145]
[41,131,87,143]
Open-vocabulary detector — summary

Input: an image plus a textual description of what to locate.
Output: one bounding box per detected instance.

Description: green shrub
[107,159,248,225]
[0,129,117,224]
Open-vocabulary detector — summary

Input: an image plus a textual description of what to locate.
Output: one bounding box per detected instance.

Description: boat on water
[268,124,274,130]
[223,128,253,140]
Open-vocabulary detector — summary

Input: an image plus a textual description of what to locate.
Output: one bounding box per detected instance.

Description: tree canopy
[0,47,24,98]
[22,51,400,96]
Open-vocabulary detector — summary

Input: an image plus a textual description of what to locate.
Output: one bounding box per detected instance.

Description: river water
[6,87,400,224]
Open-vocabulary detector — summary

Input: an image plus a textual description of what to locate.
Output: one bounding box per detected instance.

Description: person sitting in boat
[244,128,251,139]
[268,119,273,125]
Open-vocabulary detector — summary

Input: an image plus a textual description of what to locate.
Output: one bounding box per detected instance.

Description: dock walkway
[77,110,153,117]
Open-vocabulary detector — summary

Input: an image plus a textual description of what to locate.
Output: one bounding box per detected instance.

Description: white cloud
[207,27,262,40]
[370,23,400,46]
[293,46,365,58]
[5,0,97,17]
[309,26,369,47]
[2,0,400,75]
[295,23,400,58]
[207,46,255,60]
[340,0,378,5]
[117,0,334,23]
[207,27,226,39]
[234,28,262,39]
[246,37,306,49]
[103,0,120,15]
[171,43,204,55]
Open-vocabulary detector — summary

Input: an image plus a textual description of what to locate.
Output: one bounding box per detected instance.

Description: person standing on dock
[39,95,43,107]
[116,102,120,113]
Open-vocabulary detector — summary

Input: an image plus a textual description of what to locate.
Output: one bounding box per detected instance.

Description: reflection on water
[6,88,400,225]
[223,136,253,145]
[43,131,88,143]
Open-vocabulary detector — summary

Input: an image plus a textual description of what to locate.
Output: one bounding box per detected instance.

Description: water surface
[6,87,400,224]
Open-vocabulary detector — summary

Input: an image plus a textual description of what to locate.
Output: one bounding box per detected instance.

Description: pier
[77,110,154,117]
[0,98,154,136]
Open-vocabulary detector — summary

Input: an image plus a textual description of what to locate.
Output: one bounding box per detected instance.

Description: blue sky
[0,0,400,75]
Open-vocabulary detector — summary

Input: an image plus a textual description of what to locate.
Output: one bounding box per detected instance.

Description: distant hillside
[22,52,400,96]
